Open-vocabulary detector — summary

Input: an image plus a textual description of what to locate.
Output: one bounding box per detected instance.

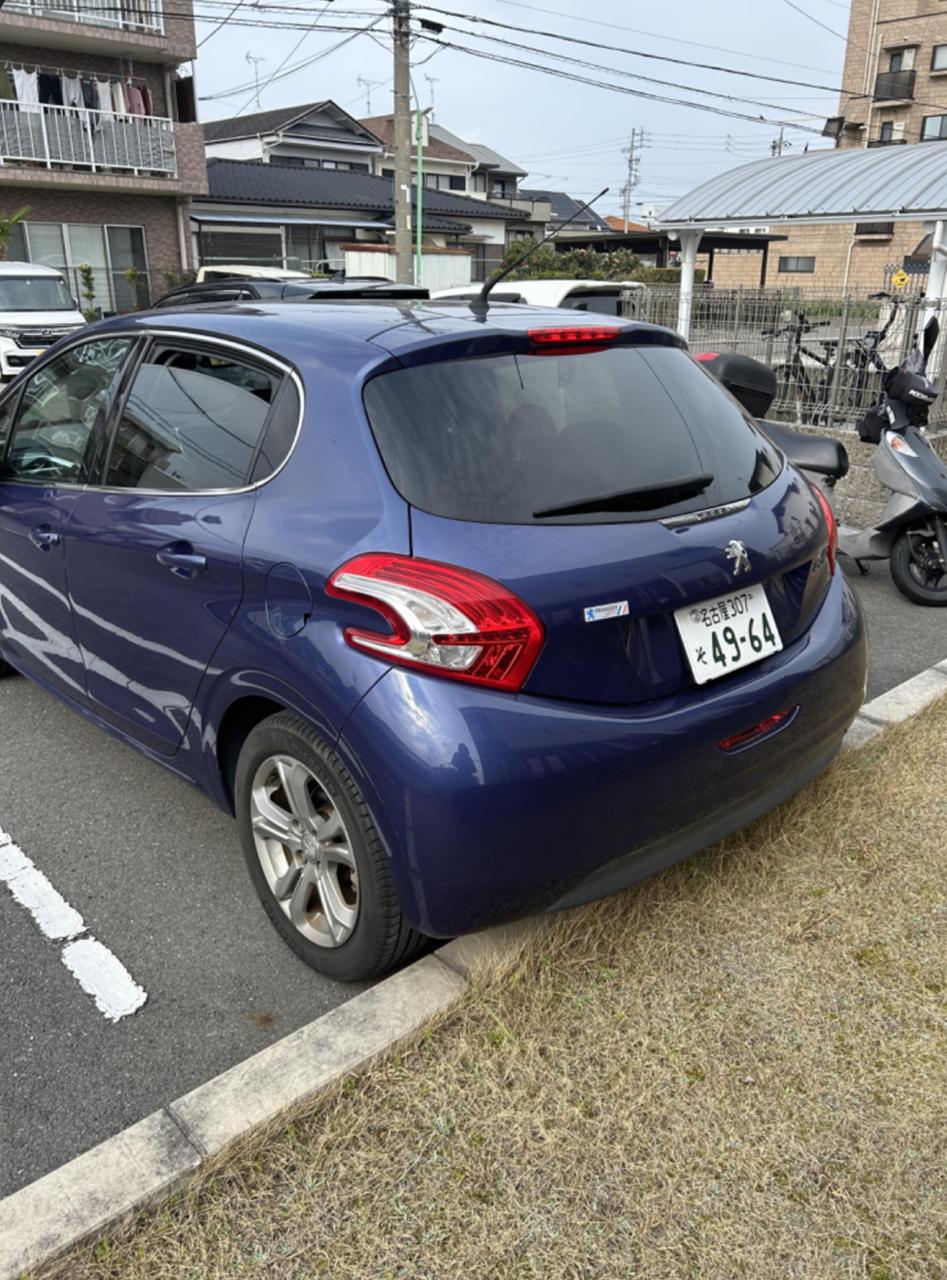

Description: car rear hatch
[362,320,834,706]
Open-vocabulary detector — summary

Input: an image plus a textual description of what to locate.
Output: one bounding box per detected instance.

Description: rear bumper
[338,572,867,937]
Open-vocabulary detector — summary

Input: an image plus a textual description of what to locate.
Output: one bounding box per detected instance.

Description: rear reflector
[326,553,545,692]
[527,326,622,347]
[718,707,797,753]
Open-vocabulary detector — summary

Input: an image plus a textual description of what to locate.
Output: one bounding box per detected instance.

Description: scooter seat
[758,420,850,480]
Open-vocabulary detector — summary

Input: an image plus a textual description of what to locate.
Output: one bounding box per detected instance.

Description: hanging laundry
[94,79,112,113]
[62,74,83,111]
[124,81,145,115]
[0,67,15,102]
[38,72,64,106]
[110,80,125,114]
[80,79,96,111]
[11,67,40,114]
[139,80,152,115]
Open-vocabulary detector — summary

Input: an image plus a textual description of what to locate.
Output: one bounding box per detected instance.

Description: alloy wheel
[249,754,359,948]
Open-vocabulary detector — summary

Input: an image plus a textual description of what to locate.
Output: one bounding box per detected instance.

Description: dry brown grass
[41,700,947,1280]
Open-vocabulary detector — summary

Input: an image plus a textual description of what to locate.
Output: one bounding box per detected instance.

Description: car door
[64,335,295,756]
[0,336,136,700]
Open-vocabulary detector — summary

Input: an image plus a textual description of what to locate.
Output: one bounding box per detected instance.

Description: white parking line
[0,826,147,1023]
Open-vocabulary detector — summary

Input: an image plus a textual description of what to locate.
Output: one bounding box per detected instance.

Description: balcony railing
[0,100,176,175]
[873,69,916,101]
[3,0,163,34]
[867,135,908,147]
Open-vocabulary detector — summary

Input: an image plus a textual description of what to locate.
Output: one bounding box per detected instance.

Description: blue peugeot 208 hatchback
[0,301,866,980]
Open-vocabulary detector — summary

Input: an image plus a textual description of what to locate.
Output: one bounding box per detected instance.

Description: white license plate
[675,583,783,685]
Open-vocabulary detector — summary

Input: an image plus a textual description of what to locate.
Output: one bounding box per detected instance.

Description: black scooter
[699,321,947,606]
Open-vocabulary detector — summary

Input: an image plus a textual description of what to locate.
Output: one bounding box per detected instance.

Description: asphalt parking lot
[0,566,944,1199]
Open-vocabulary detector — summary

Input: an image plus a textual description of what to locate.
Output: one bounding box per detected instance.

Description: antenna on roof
[357,74,384,115]
[471,187,609,320]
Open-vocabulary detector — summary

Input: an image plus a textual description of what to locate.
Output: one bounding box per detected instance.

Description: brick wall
[0,184,189,275]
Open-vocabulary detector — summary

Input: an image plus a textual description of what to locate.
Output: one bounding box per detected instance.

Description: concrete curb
[3,660,946,1280]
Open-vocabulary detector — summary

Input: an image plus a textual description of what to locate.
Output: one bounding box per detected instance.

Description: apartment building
[709,0,947,294]
[0,0,207,312]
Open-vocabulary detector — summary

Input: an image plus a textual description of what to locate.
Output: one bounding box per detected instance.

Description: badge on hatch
[583,600,629,623]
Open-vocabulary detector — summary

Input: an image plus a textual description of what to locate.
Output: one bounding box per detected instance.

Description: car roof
[95,299,676,362]
[0,260,67,279]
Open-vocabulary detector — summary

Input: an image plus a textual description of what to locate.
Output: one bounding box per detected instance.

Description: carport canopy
[656,139,947,338]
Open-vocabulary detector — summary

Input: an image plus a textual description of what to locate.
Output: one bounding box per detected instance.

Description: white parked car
[432,279,646,316]
[195,265,313,283]
[0,262,86,383]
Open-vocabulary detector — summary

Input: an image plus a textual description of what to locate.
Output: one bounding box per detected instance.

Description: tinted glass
[0,276,75,312]
[105,345,279,492]
[363,344,781,524]
[3,338,133,484]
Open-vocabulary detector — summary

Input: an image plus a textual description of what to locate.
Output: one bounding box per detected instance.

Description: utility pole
[392,0,413,283]
[621,129,642,230]
[771,126,788,157]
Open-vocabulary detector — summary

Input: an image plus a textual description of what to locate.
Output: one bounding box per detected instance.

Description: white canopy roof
[658,140,947,230]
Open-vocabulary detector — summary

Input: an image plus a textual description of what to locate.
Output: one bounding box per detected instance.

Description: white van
[432,279,646,316]
[0,262,86,383]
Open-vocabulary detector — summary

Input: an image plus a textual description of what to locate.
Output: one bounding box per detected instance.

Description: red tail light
[326,553,545,692]
[694,352,719,362]
[527,326,622,347]
[812,486,837,575]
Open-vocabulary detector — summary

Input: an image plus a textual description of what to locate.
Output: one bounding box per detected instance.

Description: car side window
[104,343,280,492]
[2,338,133,485]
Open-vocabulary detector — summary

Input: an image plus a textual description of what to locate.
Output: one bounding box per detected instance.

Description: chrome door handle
[29,525,60,551]
[156,543,207,578]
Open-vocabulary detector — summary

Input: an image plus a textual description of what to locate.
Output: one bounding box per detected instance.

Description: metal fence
[629,285,947,430]
[0,101,176,176]
[5,0,163,32]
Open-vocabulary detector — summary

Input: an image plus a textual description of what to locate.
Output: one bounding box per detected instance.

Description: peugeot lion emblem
[725,539,751,577]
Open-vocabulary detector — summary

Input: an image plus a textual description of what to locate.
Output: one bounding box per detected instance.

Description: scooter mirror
[923,315,940,363]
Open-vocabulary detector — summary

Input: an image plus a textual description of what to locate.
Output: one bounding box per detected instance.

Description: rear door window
[103,343,284,492]
[363,343,781,524]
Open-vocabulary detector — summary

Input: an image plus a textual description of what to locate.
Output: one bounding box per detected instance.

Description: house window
[199,229,283,270]
[879,120,894,142]
[279,157,304,167]
[854,222,894,237]
[888,47,915,72]
[933,44,947,71]
[778,256,816,273]
[472,173,486,193]
[922,114,947,140]
[382,167,394,179]
[13,220,149,313]
[449,175,466,191]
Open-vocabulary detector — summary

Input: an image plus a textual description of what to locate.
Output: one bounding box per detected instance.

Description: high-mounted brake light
[812,486,838,575]
[326,553,545,692]
[527,326,622,347]
[694,352,719,363]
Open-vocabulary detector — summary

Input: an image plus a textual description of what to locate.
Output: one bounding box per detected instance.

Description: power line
[430,17,825,119]
[413,33,825,132]
[232,0,335,115]
[196,0,248,48]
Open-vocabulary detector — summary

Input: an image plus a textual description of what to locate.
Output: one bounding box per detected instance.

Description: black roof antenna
[471,187,609,320]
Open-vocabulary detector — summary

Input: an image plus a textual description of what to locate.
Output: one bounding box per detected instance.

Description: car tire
[234,711,425,981]
[889,530,947,606]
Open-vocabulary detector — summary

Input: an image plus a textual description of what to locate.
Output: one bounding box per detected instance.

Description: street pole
[415,106,424,286]
[392,0,413,283]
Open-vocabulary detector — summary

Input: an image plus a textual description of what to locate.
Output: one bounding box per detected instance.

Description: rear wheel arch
[216,695,288,812]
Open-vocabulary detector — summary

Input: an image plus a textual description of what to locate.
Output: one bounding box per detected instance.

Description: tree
[0,206,29,262]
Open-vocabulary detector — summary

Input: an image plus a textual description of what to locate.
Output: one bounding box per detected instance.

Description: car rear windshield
[362,343,782,524]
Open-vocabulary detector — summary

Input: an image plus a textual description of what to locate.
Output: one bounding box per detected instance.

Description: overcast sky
[194,0,847,219]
